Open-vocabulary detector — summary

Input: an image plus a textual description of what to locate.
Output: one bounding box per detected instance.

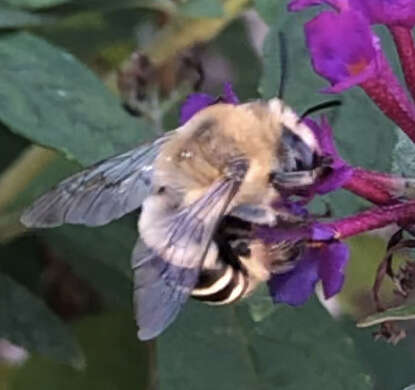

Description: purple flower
[305,10,383,93]
[179,82,239,124]
[288,0,415,28]
[257,221,349,305]
[269,240,349,305]
[256,221,335,244]
[290,0,415,144]
[356,0,415,28]
[304,117,354,194]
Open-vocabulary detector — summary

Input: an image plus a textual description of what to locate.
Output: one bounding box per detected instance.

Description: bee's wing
[21,135,171,228]
[132,174,245,340]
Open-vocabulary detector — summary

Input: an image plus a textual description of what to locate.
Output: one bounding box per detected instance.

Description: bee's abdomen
[192,266,249,305]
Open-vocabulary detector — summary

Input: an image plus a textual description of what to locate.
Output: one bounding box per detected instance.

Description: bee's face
[252,98,329,190]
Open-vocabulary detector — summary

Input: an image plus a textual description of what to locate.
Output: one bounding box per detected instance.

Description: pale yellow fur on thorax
[154,102,283,206]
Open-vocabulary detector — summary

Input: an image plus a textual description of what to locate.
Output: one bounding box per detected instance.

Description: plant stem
[0,146,57,212]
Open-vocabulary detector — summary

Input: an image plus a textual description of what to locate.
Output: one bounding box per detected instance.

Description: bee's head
[279,125,326,172]
[268,98,332,187]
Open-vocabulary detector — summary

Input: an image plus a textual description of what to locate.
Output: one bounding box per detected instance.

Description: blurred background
[0,0,414,389]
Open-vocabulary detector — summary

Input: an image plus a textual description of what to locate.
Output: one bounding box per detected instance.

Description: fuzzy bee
[21,99,329,340]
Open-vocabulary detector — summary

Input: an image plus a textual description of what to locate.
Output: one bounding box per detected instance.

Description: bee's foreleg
[270,169,319,188]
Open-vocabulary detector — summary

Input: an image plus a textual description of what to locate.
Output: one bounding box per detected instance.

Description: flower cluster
[278,0,415,313]
[288,0,415,142]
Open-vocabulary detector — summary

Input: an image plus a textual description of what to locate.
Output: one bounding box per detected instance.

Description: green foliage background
[0,0,413,389]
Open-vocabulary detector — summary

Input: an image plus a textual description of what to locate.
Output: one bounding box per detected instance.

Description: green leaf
[40,217,137,279]
[0,125,29,171]
[357,305,415,328]
[178,0,224,18]
[40,219,135,308]
[254,0,279,26]
[259,22,283,100]
[32,8,157,66]
[0,5,54,27]
[0,273,83,366]
[66,0,176,13]
[0,32,153,166]
[2,0,69,9]
[336,235,393,317]
[61,255,132,309]
[10,311,150,390]
[215,19,262,101]
[158,298,373,390]
[0,236,43,293]
[343,320,415,390]
[392,130,415,177]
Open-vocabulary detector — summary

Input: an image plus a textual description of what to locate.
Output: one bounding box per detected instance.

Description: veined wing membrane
[21,135,170,228]
[132,176,244,340]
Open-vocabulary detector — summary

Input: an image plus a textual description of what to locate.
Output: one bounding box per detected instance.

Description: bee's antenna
[299,100,342,121]
[278,32,287,100]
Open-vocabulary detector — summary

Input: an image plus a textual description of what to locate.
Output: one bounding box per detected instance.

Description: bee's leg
[267,241,303,274]
[230,204,303,226]
[270,169,320,188]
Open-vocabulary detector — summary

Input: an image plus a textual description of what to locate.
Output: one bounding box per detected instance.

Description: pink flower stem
[342,167,410,205]
[360,57,415,143]
[390,26,415,103]
[327,200,415,239]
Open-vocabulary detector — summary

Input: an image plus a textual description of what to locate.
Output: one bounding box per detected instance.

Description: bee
[21,98,329,340]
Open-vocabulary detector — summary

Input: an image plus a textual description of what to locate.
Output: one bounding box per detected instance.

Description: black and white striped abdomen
[191,265,249,305]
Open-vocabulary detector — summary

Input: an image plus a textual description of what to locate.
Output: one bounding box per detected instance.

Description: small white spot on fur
[180,150,193,159]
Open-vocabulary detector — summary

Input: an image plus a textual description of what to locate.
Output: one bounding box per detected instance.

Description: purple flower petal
[272,200,309,218]
[311,223,336,240]
[303,117,354,195]
[255,224,310,245]
[351,0,415,28]
[304,117,342,166]
[269,250,320,306]
[179,83,239,125]
[256,221,335,245]
[305,10,382,93]
[315,165,355,194]
[318,241,349,298]
[289,0,415,29]
[269,240,350,305]
[223,81,239,104]
[179,93,216,125]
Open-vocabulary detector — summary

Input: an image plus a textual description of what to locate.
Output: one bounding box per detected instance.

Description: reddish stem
[360,54,415,143]
[342,167,409,205]
[390,26,415,103]
[327,201,415,239]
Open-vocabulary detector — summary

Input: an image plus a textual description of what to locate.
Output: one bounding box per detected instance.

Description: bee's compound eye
[281,127,315,171]
[295,158,306,171]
